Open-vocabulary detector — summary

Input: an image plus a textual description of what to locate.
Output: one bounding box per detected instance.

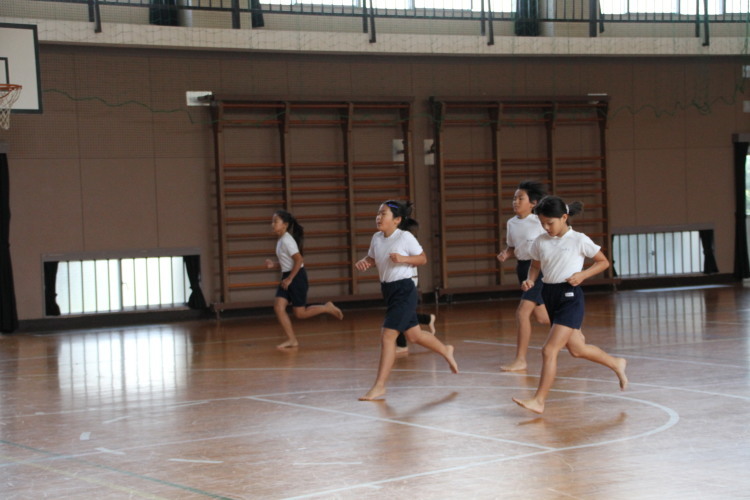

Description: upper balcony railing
[4,0,749,45]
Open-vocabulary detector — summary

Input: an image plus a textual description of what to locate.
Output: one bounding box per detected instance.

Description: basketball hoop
[0,84,22,130]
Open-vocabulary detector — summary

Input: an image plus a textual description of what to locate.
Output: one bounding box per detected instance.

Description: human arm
[280,253,304,290]
[497,246,515,263]
[389,251,427,267]
[355,256,376,272]
[566,250,609,287]
[265,258,279,270]
[520,259,541,291]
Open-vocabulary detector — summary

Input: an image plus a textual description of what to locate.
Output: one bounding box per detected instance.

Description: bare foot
[395,346,409,357]
[327,302,344,320]
[614,357,628,390]
[445,345,459,374]
[359,386,386,401]
[500,359,527,372]
[277,340,298,349]
[513,397,544,415]
[428,314,436,335]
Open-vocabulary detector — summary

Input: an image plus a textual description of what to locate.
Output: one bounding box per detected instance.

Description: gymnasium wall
[4,44,746,319]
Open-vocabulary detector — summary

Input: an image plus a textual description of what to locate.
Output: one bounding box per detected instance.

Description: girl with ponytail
[355,200,458,401]
[265,210,343,348]
[512,196,628,414]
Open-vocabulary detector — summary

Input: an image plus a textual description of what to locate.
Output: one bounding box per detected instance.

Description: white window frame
[612,227,708,278]
[43,249,200,316]
[600,0,749,15]
[265,0,516,12]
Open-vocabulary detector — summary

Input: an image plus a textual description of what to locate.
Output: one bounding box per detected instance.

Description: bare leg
[512,324,573,414]
[395,331,408,355]
[566,330,628,390]
[292,301,343,320]
[274,297,298,348]
[416,313,436,334]
[533,303,551,326]
[360,329,399,401]
[405,325,458,373]
[501,299,537,372]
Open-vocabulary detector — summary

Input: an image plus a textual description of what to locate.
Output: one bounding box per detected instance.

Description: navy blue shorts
[517,260,544,306]
[275,268,309,307]
[381,278,419,332]
[541,282,585,329]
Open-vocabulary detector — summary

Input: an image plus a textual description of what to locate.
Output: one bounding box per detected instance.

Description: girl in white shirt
[512,196,628,414]
[265,210,343,348]
[355,200,458,401]
[497,180,550,371]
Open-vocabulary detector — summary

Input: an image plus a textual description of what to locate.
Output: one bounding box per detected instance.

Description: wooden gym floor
[1,283,749,499]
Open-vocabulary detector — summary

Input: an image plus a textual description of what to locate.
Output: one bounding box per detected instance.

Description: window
[612,230,708,277]
[600,0,749,15]
[266,0,516,12]
[44,253,199,316]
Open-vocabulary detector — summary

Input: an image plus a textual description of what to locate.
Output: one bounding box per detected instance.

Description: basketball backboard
[0,23,42,113]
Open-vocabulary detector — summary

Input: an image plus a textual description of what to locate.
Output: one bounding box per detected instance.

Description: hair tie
[565,204,569,214]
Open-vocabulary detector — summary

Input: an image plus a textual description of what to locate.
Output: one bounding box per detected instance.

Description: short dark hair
[518,180,547,203]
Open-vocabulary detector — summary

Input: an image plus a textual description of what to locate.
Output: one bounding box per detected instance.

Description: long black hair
[274,209,304,253]
[383,200,419,233]
[534,196,583,221]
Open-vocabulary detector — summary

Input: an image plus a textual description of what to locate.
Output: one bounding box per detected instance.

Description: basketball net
[0,84,22,130]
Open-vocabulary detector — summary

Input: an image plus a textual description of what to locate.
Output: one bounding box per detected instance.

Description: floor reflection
[55,326,193,406]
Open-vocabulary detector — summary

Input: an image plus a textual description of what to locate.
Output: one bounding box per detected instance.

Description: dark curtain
[610,234,618,277]
[0,152,18,333]
[184,255,207,309]
[514,0,540,36]
[150,0,179,26]
[699,230,719,274]
[734,142,750,278]
[250,0,265,28]
[44,261,61,316]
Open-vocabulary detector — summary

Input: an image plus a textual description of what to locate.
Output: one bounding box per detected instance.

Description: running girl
[497,180,550,371]
[512,196,628,414]
[355,200,458,401]
[265,210,343,348]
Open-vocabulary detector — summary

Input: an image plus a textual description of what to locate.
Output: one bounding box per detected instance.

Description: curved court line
[279,387,680,500]
[4,374,682,463]
[7,362,746,421]
[619,382,750,401]
[4,365,737,499]
[1,375,685,499]
[463,339,749,370]
[247,394,555,451]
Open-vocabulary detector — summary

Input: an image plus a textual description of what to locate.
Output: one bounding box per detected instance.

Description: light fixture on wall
[392,139,405,162]
[424,139,435,166]
[186,91,213,106]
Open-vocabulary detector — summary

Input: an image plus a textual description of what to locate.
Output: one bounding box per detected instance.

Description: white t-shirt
[276,232,303,273]
[367,228,424,283]
[528,228,600,284]
[506,214,546,260]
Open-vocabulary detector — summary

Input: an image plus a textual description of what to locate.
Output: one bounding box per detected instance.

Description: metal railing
[9,0,748,45]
